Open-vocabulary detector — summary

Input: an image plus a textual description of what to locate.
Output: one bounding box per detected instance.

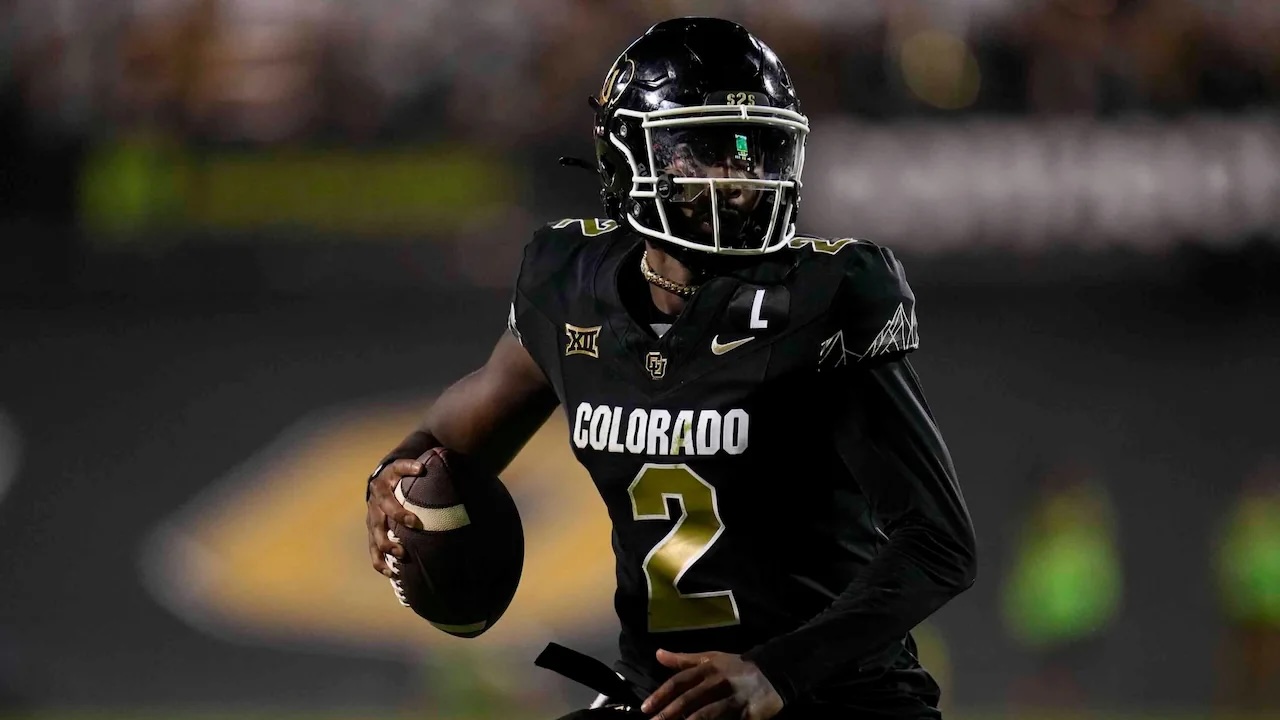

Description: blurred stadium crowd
[6,0,1280,146]
[5,0,1280,290]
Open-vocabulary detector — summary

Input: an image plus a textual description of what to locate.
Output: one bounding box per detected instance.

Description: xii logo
[564,323,601,358]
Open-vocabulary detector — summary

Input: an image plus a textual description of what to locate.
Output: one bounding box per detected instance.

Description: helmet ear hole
[595,141,635,225]
[656,173,676,200]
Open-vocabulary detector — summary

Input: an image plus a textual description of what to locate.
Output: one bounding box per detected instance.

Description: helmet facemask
[611,104,808,255]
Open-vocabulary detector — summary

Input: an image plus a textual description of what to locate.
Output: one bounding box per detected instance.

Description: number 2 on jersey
[628,463,740,633]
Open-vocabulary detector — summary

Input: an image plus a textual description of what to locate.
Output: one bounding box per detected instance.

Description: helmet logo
[724,91,758,106]
[598,56,636,106]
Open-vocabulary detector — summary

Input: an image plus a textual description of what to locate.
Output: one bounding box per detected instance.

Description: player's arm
[741,356,977,703]
[366,328,559,577]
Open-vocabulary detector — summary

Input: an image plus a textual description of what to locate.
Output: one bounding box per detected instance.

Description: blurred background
[2,0,1279,718]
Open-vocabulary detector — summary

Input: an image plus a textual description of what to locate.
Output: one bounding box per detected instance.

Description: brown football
[387,447,524,638]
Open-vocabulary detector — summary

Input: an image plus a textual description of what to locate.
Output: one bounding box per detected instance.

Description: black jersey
[509,219,975,716]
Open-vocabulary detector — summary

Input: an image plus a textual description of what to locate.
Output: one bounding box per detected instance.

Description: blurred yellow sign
[142,398,618,654]
[81,136,517,238]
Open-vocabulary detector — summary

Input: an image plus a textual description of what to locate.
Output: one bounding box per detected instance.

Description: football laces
[386,530,409,607]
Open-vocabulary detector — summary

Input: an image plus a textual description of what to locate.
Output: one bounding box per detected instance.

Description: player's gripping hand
[642,650,783,720]
[366,459,424,578]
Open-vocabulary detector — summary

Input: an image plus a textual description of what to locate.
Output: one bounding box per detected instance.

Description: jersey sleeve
[834,242,919,366]
[506,220,602,397]
[743,357,977,702]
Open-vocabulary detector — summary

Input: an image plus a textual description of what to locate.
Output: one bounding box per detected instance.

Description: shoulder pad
[515,218,620,293]
[793,236,918,365]
[519,222,583,288]
[508,219,621,342]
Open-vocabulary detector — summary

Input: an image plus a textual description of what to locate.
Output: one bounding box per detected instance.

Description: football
[387,447,524,638]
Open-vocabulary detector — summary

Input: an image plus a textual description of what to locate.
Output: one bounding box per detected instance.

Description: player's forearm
[378,332,558,478]
[742,521,975,702]
[378,412,537,480]
[379,429,441,465]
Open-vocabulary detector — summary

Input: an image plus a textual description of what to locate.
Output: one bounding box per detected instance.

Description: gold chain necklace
[640,251,700,297]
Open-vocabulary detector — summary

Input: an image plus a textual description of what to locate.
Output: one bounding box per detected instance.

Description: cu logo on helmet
[599,57,635,106]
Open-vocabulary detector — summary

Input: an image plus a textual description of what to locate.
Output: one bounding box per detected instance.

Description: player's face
[652,125,799,249]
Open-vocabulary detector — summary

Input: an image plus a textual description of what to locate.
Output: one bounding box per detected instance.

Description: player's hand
[366,458,424,577]
[641,649,783,720]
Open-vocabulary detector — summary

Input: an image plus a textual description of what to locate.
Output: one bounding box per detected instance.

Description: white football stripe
[394,483,471,531]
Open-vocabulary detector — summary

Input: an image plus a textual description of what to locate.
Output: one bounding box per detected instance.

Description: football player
[365,17,977,720]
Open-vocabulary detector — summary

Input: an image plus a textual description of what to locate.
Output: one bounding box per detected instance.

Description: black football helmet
[592,17,809,256]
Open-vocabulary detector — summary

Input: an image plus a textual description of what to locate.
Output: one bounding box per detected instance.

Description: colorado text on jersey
[571,403,749,456]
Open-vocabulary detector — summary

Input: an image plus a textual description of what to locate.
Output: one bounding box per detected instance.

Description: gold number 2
[628,463,740,633]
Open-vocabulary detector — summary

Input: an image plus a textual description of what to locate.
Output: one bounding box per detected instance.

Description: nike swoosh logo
[710,335,755,355]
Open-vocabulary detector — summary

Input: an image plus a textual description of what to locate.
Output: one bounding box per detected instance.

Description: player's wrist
[365,431,440,502]
[365,459,396,502]
[741,646,801,707]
